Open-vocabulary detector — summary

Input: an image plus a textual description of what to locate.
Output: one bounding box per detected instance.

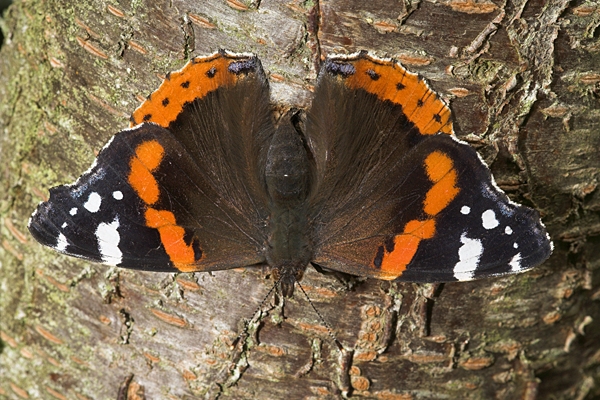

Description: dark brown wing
[305,53,551,282]
[29,52,274,272]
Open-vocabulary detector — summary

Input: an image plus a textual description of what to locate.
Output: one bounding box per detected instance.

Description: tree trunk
[1,0,599,399]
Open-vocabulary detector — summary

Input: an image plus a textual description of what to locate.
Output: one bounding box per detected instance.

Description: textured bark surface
[1,0,599,399]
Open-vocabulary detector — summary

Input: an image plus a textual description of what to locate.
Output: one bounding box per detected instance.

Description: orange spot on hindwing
[373,151,460,279]
[128,141,202,269]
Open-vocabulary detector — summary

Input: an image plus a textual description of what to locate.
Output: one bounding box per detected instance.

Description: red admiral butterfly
[29,51,552,297]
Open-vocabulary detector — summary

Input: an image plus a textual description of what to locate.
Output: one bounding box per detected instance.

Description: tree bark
[1,0,599,399]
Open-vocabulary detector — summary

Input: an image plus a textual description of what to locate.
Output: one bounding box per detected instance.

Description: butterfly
[29,50,552,297]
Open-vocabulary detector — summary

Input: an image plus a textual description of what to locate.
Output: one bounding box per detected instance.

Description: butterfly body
[265,120,313,296]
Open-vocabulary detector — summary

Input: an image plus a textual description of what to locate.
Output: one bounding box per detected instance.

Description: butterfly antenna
[295,281,344,352]
[231,273,284,350]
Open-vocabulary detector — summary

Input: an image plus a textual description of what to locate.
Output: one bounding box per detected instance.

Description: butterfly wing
[306,53,552,282]
[29,52,273,272]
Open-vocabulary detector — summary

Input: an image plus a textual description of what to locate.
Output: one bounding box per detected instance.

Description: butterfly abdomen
[264,120,313,296]
[266,205,312,278]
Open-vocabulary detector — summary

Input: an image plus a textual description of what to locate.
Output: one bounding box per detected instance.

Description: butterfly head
[271,264,305,298]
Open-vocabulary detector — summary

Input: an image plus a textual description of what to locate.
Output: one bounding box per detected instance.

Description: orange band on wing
[373,152,460,279]
[131,53,246,128]
[423,151,460,216]
[128,141,203,269]
[377,219,436,279]
[145,208,198,266]
[404,219,437,238]
[342,56,453,136]
[128,140,164,205]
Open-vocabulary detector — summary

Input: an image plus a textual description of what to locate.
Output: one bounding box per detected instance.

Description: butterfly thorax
[264,122,313,297]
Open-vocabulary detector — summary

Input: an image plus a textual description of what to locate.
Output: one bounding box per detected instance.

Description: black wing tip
[28,202,60,249]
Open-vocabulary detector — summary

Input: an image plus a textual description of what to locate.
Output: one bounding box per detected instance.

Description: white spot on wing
[547,233,554,251]
[69,207,78,216]
[513,242,519,249]
[509,253,522,273]
[61,222,67,229]
[505,226,513,235]
[460,206,471,215]
[481,209,499,230]
[84,192,102,213]
[56,233,68,252]
[113,191,123,200]
[454,233,483,281]
[95,217,122,266]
